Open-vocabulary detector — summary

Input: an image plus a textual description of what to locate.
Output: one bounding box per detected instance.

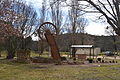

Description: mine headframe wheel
[37,22,57,40]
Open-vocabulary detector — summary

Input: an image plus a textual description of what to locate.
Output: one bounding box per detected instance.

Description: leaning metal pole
[44,29,61,61]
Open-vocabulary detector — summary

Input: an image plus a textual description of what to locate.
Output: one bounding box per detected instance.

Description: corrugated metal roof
[71,45,93,48]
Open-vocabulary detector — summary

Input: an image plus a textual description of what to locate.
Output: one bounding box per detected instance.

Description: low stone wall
[16,50,30,63]
[76,54,87,60]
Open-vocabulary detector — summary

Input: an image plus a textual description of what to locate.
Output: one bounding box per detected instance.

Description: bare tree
[76,18,88,33]
[65,0,88,58]
[39,0,47,24]
[37,0,47,55]
[105,26,118,52]
[78,0,120,36]
[11,0,38,50]
[67,0,88,45]
[68,0,79,34]
[0,0,22,59]
[77,18,88,44]
[49,0,63,34]
[0,0,38,59]
[68,0,80,46]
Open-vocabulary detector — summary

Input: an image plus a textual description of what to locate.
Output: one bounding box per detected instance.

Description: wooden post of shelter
[93,47,95,59]
[72,47,76,61]
[89,48,91,59]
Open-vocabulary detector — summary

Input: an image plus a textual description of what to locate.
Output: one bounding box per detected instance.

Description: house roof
[71,45,93,48]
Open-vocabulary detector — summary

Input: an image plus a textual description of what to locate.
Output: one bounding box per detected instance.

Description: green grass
[0,59,120,80]
[1,51,120,80]
[30,51,70,58]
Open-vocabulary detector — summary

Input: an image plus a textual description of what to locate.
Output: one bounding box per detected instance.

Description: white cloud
[86,22,107,36]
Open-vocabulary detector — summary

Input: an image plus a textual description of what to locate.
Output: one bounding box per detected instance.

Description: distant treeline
[30,33,120,52]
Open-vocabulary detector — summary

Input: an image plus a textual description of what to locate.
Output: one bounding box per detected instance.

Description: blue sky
[25,0,108,36]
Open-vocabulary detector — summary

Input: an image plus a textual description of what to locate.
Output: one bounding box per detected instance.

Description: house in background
[71,45,101,60]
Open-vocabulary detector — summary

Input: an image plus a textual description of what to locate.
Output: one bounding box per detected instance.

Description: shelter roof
[71,45,93,48]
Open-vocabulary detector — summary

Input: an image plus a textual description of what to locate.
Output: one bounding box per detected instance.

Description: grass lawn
[0,59,120,80]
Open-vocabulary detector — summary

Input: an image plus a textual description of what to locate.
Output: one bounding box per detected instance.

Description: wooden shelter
[71,45,100,59]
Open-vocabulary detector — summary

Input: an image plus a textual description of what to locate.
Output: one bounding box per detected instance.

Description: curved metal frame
[37,22,58,40]
[38,22,57,34]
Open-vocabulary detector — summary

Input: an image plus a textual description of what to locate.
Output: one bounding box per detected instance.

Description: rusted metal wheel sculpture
[37,22,57,40]
[37,22,61,61]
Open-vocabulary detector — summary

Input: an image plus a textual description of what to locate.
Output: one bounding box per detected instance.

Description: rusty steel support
[44,29,61,60]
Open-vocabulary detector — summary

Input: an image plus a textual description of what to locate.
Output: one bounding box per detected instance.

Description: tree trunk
[6,51,15,59]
